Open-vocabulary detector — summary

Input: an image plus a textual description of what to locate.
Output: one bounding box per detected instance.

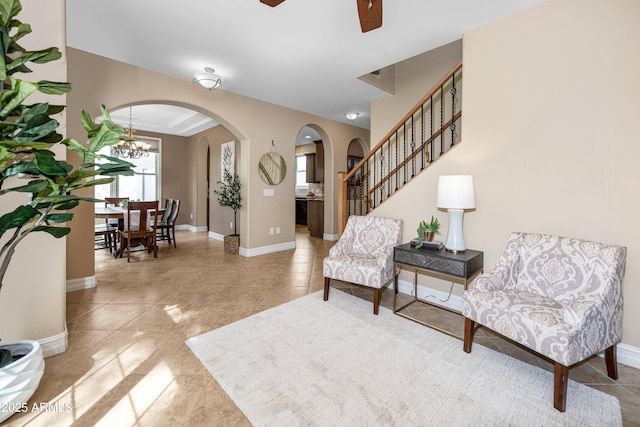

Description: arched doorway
[294,125,332,239]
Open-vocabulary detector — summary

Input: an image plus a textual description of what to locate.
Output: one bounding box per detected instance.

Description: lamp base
[445,248,466,254]
[444,209,466,253]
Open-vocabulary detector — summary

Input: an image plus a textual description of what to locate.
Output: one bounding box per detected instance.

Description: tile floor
[5,229,640,426]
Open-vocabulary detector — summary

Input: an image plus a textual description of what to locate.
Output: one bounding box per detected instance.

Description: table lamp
[437,175,475,253]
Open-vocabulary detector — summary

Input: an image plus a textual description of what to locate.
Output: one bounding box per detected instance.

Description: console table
[393,243,483,338]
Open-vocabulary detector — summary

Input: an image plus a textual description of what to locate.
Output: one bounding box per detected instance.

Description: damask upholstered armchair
[462,232,627,412]
[323,215,403,314]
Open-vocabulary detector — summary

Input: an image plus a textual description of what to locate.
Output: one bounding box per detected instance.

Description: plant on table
[415,215,441,248]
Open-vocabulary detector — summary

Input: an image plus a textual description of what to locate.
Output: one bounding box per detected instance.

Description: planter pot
[418,231,436,243]
[0,341,45,423]
[224,235,240,254]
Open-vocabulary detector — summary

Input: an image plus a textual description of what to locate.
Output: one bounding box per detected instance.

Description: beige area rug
[186,290,622,426]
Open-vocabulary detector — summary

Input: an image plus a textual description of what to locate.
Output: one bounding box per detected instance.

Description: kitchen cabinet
[305,141,324,183]
[307,199,324,238]
[295,198,307,225]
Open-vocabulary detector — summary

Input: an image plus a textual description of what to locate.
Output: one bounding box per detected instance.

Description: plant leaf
[32,225,69,238]
[0,204,37,239]
[44,213,73,223]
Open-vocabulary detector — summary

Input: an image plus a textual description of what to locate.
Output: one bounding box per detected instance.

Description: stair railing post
[338,171,348,237]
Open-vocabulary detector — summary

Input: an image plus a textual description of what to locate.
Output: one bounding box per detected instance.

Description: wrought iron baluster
[394,131,399,191]
[429,95,433,163]
[410,114,415,178]
[402,122,407,185]
[420,105,424,170]
[386,140,390,198]
[450,75,457,148]
[379,152,385,205]
[372,154,376,209]
[440,86,444,155]
[365,160,370,214]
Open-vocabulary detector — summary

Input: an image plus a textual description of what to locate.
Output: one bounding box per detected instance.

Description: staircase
[338,61,463,234]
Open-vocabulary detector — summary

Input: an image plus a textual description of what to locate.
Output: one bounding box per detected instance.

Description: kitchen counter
[296,196,324,201]
[307,199,324,238]
[295,197,324,237]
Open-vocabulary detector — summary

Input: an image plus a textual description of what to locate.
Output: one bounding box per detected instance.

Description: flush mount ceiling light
[193,67,223,91]
[345,112,359,121]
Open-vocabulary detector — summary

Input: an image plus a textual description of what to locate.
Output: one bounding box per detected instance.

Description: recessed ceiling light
[345,112,359,121]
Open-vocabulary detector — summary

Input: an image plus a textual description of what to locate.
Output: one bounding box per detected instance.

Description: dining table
[95,205,166,258]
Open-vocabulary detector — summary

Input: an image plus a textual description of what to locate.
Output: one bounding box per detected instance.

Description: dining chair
[94,223,118,253]
[119,200,159,262]
[155,199,174,244]
[165,199,180,247]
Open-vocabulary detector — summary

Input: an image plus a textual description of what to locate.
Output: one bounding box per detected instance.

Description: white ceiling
[66,0,544,135]
[108,105,218,138]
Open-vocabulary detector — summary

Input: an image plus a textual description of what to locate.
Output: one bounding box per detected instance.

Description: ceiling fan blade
[357,0,382,33]
[260,0,285,6]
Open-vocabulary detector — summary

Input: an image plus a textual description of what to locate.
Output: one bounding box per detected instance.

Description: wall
[373,0,640,350]
[136,130,190,226]
[0,0,67,349]
[370,40,462,146]
[186,125,240,234]
[65,48,369,280]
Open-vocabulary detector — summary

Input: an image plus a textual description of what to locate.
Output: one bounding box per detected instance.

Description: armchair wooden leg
[373,288,379,315]
[554,362,569,412]
[605,345,618,379]
[463,318,475,353]
[323,277,330,301]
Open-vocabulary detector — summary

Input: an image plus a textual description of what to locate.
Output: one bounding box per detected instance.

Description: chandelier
[112,107,150,159]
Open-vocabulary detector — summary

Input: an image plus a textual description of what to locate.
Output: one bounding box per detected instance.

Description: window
[94,136,161,201]
[295,155,308,189]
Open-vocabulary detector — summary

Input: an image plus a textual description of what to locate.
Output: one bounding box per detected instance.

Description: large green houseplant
[0,0,134,403]
[214,168,242,253]
[0,0,133,292]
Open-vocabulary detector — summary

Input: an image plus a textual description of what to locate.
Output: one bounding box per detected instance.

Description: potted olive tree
[0,0,133,421]
[214,168,242,254]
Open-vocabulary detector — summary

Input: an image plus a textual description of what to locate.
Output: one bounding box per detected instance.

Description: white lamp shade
[437,175,475,209]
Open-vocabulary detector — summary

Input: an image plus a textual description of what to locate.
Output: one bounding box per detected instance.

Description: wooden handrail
[344,60,462,183]
[366,111,461,199]
[338,61,462,233]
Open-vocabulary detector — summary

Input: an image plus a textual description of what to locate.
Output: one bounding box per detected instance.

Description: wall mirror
[258,152,287,185]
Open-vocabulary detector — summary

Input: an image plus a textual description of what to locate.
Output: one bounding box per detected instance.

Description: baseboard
[179,224,207,232]
[208,231,224,241]
[323,233,338,241]
[396,277,462,312]
[39,328,68,358]
[207,232,296,257]
[615,343,640,369]
[66,276,96,292]
[241,241,296,257]
[395,279,640,369]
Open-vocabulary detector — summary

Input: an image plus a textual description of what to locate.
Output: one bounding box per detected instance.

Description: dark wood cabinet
[295,198,307,225]
[305,140,324,183]
[305,153,317,183]
[307,199,324,238]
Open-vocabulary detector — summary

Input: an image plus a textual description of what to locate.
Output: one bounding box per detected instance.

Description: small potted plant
[214,168,242,254]
[415,216,441,248]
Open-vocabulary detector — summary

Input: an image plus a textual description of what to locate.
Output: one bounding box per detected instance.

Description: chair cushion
[464,289,586,366]
[323,253,388,289]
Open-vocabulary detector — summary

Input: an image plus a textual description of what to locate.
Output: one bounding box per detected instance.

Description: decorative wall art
[221,141,235,180]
